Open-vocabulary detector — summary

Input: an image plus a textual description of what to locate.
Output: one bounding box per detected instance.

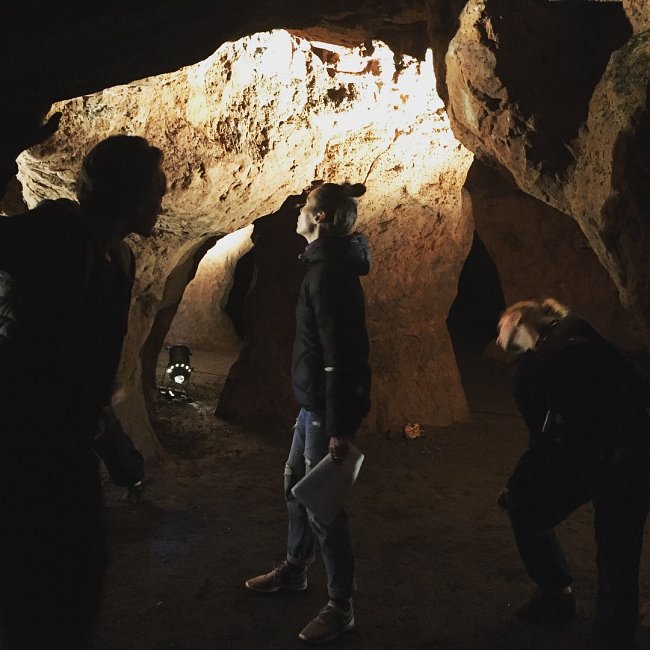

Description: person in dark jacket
[246,181,371,645]
[496,298,650,650]
[0,135,165,649]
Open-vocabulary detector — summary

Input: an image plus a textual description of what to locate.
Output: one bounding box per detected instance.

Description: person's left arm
[311,267,367,460]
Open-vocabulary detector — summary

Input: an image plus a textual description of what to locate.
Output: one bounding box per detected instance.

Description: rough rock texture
[0,0,431,201]
[444,0,650,341]
[167,226,253,351]
[17,32,474,454]
[464,160,644,350]
[7,0,647,457]
[571,32,650,339]
[624,0,650,33]
[446,0,631,199]
[424,0,469,105]
[120,233,220,458]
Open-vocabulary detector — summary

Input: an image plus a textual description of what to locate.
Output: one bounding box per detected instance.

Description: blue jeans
[284,408,354,601]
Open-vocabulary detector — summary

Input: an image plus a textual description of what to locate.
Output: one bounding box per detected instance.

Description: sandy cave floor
[92,352,650,649]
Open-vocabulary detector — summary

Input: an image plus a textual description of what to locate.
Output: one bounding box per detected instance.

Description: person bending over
[497,298,650,650]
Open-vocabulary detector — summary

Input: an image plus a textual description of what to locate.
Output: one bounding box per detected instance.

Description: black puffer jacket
[292,233,371,437]
[512,314,650,458]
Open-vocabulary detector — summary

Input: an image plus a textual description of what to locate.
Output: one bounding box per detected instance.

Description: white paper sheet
[291,443,364,525]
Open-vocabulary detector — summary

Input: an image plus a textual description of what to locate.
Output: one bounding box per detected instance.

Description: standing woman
[246,182,372,645]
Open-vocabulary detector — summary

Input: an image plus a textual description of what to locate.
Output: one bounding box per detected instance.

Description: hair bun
[343,182,366,198]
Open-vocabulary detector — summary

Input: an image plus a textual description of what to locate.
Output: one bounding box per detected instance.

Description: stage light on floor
[160,345,193,401]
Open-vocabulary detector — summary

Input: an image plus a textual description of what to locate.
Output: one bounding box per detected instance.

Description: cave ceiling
[2,0,432,109]
[4,1,650,332]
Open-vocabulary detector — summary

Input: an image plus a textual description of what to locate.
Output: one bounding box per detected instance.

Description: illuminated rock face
[18,31,474,453]
[445,0,631,209]
[624,0,650,33]
[465,161,644,351]
[166,226,253,352]
[445,0,650,340]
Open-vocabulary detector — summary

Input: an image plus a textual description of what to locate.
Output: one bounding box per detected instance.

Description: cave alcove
[148,194,307,457]
[149,226,253,456]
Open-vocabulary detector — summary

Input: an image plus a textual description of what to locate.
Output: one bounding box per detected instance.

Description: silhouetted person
[0,135,166,649]
[94,392,145,504]
[246,182,371,644]
[496,298,650,650]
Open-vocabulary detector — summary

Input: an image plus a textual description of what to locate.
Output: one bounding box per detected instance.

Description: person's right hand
[329,436,350,464]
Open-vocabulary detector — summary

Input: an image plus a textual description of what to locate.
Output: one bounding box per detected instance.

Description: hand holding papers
[291,443,364,525]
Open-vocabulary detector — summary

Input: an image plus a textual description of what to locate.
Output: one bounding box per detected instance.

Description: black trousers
[507,444,650,650]
[0,434,107,650]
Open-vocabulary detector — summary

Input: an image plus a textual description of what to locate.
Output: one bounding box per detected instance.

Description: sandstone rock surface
[167,226,253,352]
[18,31,474,454]
[624,0,650,33]
[445,0,650,340]
[465,161,644,350]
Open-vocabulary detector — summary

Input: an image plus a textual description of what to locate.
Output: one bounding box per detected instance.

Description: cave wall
[166,226,253,351]
[444,0,650,341]
[16,32,474,450]
[624,0,650,33]
[464,160,644,350]
[3,0,650,455]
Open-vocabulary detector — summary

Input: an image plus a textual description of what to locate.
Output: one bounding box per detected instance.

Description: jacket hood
[301,232,371,276]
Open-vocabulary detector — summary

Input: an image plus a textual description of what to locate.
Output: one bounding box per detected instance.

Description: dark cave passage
[447,231,505,365]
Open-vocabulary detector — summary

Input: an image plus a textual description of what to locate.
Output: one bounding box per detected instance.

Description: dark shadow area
[447,229,514,418]
[483,0,631,174]
[216,194,306,429]
[224,248,255,340]
[447,231,505,366]
[93,403,650,649]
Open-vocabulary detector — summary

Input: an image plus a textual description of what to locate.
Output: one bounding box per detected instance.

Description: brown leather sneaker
[245,561,307,593]
[298,600,355,644]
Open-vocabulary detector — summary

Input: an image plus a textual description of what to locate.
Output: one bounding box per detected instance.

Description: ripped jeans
[285,408,355,601]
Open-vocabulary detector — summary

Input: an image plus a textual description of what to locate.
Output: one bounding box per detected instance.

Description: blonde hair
[497,298,569,349]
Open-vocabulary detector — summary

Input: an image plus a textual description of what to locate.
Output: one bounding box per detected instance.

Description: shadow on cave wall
[216,194,307,430]
[224,249,255,340]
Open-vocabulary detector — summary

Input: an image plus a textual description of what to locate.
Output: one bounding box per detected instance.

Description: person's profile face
[296,190,321,240]
[131,165,167,237]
